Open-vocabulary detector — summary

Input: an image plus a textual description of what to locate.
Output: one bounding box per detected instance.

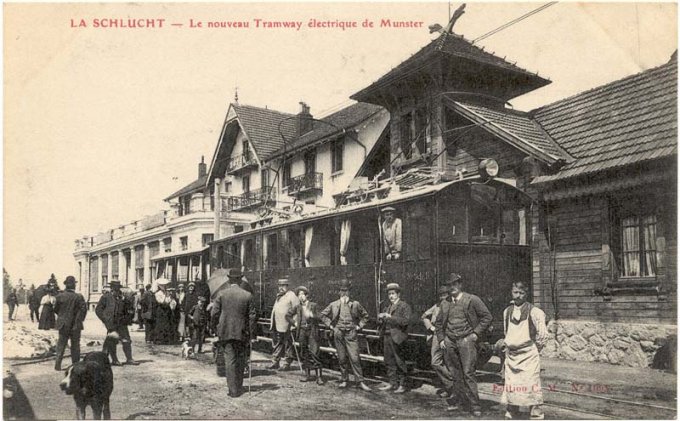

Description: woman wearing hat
[38,285,57,330]
[153,278,177,344]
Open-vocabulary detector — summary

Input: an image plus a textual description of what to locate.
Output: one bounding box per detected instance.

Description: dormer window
[399,105,430,160]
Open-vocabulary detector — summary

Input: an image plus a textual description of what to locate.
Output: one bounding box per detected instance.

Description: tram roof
[211,176,524,243]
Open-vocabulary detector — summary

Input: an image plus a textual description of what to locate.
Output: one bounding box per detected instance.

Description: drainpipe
[214,178,222,240]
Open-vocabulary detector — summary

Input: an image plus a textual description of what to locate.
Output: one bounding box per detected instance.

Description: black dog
[60,352,114,420]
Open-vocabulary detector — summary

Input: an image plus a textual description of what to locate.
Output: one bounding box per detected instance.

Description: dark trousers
[7,303,16,320]
[334,328,364,382]
[271,330,294,365]
[136,310,144,329]
[383,336,408,386]
[55,328,81,368]
[431,337,453,390]
[103,325,133,362]
[216,340,247,395]
[299,327,322,370]
[191,324,206,352]
[30,307,39,323]
[144,320,155,343]
[443,335,480,411]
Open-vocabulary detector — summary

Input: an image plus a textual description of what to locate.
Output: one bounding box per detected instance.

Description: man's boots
[103,336,122,366]
[315,368,325,385]
[122,342,140,365]
[299,368,312,382]
[393,379,407,394]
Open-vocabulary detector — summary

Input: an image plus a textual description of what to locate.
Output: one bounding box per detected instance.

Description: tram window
[216,246,224,269]
[438,192,467,243]
[279,229,290,269]
[265,233,278,268]
[243,238,256,271]
[288,229,304,268]
[404,202,432,260]
[227,242,239,268]
[501,207,528,245]
[469,184,501,244]
[343,214,377,265]
[305,222,332,267]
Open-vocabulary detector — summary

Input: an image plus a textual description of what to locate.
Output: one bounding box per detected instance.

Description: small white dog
[181,340,194,359]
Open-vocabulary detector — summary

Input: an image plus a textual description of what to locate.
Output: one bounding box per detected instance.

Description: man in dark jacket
[27,285,40,323]
[377,282,412,394]
[319,278,371,392]
[95,280,139,366]
[434,273,492,417]
[211,268,257,398]
[286,286,324,385]
[54,276,87,370]
[6,289,18,321]
[141,284,155,344]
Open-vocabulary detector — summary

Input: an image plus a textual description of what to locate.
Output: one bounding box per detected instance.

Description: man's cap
[197,295,207,301]
[446,273,463,285]
[295,286,309,295]
[178,284,185,289]
[277,278,290,286]
[338,278,351,290]
[386,283,401,292]
[227,268,243,278]
[438,285,451,295]
[156,278,171,286]
[167,287,176,292]
[188,282,196,288]
[381,206,396,213]
[109,280,122,287]
[64,276,77,286]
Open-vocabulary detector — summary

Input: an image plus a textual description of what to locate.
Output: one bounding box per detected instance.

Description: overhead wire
[473,2,558,44]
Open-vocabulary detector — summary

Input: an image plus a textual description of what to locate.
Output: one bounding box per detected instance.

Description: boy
[188,296,209,354]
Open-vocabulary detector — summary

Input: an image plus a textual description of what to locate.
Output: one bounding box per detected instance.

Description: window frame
[331,139,344,173]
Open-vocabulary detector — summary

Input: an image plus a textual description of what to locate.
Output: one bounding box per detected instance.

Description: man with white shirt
[434,273,492,417]
[269,278,299,370]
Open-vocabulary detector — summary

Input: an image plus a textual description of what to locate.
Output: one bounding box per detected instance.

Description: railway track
[255,334,676,419]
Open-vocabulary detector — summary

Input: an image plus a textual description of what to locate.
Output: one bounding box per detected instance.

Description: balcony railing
[286,172,323,196]
[225,187,276,211]
[226,152,257,174]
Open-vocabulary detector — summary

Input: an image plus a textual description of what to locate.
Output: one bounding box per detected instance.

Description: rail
[226,187,276,211]
[226,152,257,173]
[285,172,323,195]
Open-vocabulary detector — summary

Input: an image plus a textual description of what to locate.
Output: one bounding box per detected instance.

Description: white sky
[4,2,677,285]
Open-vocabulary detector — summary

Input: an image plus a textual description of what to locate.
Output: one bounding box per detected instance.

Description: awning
[150,246,208,261]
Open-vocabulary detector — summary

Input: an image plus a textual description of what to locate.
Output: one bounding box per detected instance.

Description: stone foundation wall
[541,320,676,368]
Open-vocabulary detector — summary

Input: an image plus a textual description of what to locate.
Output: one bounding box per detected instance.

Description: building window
[400,113,413,159]
[399,106,430,160]
[332,139,344,173]
[224,182,232,193]
[283,161,291,188]
[202,234,214,247]
[163,237,172,253]
[304,149,316,174]
[611,198,659,279]
[261,169,269,189]
[180,195,191,216]
[180,236,189,251]
[242,175,250,193]
[243,140,250,159]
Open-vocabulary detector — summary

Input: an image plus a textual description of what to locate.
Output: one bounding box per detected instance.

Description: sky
[4,2,677,285]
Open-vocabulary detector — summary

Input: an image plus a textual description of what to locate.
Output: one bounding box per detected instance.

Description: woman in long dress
[153,279,177,344]
[38,289,56,330]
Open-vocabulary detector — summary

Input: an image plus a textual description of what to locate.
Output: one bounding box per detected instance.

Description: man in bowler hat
[211,268,257,397]
[286,285,324,384]
[378,282,412,393]
[320,279,372,391]
[269,278,299,370]
[95,279,139,366]
[434,273,492,417]
[53,276,88,370]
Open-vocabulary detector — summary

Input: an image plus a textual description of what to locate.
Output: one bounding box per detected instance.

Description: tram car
[209,169,533,368]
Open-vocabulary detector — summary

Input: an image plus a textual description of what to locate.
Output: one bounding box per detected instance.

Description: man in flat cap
[320,279,371,391]
[381,207,402,261]
[269,277,299,370]
[211,268,257,398]
[378,282,412,393]
[53,276,88,370]
[434,273,492,417]
[96,279,139,366]
[422,285,455,398]
[286,285,324,384]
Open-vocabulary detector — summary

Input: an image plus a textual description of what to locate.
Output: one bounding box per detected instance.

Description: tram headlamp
[479,158,499,180]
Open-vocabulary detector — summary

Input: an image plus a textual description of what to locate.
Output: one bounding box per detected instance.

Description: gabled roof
[266,102,385,160]
[351,33,550,103]
[445,98,571,164]
[164,175,208,201]
[532,57,677,184]
[232,104,297,161]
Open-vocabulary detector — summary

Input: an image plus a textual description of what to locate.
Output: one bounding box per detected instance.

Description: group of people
[223,270,547,419]
[5,277,63,329]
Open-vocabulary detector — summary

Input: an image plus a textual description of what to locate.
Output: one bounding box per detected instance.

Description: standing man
[53,276,87,370]
[134,287,145,331]
[286,286,324,385]
[421,285,455,398]
[500,281,547,420]
[6,288,19,321]
[268,278,299,370]
[377,283,412,394]
[381,207,402,261]
[95,280,139,366]
[28,285,40,323]
[211,268,257,398]
[434,273,492,417]
[319,279,371,391]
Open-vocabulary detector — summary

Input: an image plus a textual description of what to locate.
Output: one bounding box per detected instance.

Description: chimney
[198,156,207,177]
[298,102,313,136]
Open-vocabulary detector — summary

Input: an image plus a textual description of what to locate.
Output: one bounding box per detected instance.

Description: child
[188,296,208,353]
